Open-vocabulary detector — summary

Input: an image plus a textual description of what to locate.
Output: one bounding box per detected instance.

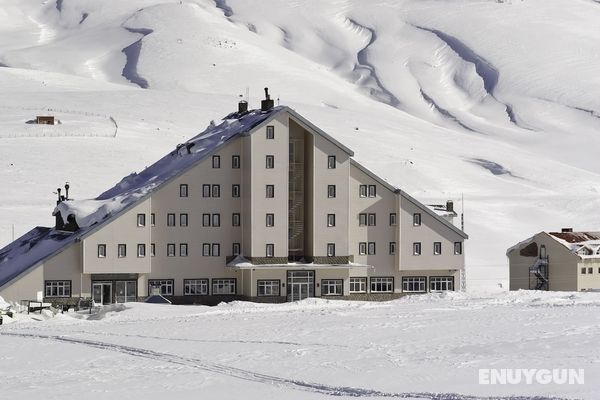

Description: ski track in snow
[0,331,570,400]
[122,27,153,88]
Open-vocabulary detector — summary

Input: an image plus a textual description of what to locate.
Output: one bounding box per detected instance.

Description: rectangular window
[359,185,367,198]
[151,213,155,227]
[167,213,176,227]
[454,242,462,255]
[137,244,146,258]
[413,242,422,255]
[430,277,454,292]
[167,243,176,257]
[148,280,173,296]
[180,243,188,257]
[413,213,422,226]
[327,243,336,257]
[97,244,106,258]
[179,184,188,197]
[257,280,280,296]
[265,155,275,169]
[137,213,146,227]
[232,213,241,227]
[327,185,336,198]
[389,242,396,255]
[118,244,127,258]
[434,242,442,255]
[389,213,397,226]
[150,243,156,257]
[327,214,336,227]
[368,242,376,255]
[232,243,241,256]
[266,184,274,198]
[266,213,275,227]
[45,281,71,298]
[402,277,427,293]
[211,184,220,198]
[212,213,221,227]
[367,213,376,226]
[371,277,393,293]
[266,244,274,257]
[212,155,221,168]
[368,185,376,198]
[359,213,367,226]
[232,155,240,169]
[202,243,211,256]
[581,267,587,274]
[327,155,336,169]
[358,242,367,255]
[232,184,240,198]
[180,213,188,227]
[202,184,211,197]
[211,243,220,257]
[588,267,593,274]
[321,279,343,296]
[349,277,367,293]
[213,278,236,295]
[184,279,208,295]
[203,213,211,227]
[266,125,274,139]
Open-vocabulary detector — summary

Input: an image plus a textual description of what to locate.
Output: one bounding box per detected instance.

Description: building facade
[0,102,467,306]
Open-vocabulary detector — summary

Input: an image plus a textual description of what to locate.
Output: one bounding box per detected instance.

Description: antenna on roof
[461,193,464,231]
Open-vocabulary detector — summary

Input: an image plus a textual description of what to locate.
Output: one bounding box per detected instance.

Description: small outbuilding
[36,116,55,125]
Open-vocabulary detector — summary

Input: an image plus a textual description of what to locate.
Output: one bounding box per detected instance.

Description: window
[137,244,146,258]
[202,243,220,256]
[359,242,367,255]
[581,267,587,274]
[202,243,211,256]
[402,277,426,293]
[151,213,155,226]
[266,184,274,198]
[327,155,336,169]
[148,280,173,296]
[389,213,397,226]
[118,244,127,258]
[368,185,376,198]
[349,277,367,293]
[202,214,211,226]
[413,213,421,226]
[359,185,367,198]
[327,243,336,257]
[179,184,188,197]
[371,277,393,293]
[167,243,176,257]
[258,280,280,296]
[45,281,71,298]
[434,242,442,255]
[389,242,396,255]
[413,242,422,255]
[180,213,188,227]
[430,277,454,292]
[266,125,274,139]
[184,279,208,295]
[266,244,274,257]
[137,213,146,227]
[212,214,221,227]
[266,213,275,227]
[232,155,240,169]
[322,279,342,295]
[202,184,211,197]
[232,243,241,256]
[359,213,367,226]
[150,243,155,257]
[327,185,336,198]
[232,213,241,227]
[367,213,376,226]
[327,214,336,227]
[212,243,220,257]
[211,184,220,198]
[180,243,188,257]
[232,184,240,198]
[167,213,176,227]
[265,155,275,169]
[213,278,236,295]
[588,267,593,274]
[212,155,221,168]
[454,242,462,255]
[97,244,106,258]
[368,242,376,255]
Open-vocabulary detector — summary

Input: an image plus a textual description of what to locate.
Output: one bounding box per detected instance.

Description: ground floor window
[370,277,393,293]
[402,277,427,293]
[184,279,208,295]
[213,278,236,295]
[45,280,71,297]
[257,280,280,296]
[321,279,343,296]
[430,276,454,292]
[349,277,367,293]
[148,279,174,296]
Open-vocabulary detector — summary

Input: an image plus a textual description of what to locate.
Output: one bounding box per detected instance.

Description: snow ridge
[121,27,153,88]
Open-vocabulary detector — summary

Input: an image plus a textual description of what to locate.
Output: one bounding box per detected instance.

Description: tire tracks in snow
[0,331,571,400]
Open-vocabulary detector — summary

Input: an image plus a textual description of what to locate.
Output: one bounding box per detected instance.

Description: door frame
[286,270,315,302]
[115,280,138,303]
[92,281,113,305]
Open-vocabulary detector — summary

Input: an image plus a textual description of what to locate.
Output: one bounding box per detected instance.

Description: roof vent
[446,200,454,213]
[238,100,248,113]
[562,228,573,233]
[261,87,274,111]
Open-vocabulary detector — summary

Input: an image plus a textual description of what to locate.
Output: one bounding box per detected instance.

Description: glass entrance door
[115,281,137,303]
[287,271,314,302]
[92,282,112,305]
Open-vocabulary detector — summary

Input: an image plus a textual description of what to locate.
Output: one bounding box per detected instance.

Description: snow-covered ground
[1,291,599,399]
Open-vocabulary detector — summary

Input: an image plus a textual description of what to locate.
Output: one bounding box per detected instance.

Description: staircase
[529,257,549,290]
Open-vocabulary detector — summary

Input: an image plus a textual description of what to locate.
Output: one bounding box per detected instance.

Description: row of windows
[97,243,234,258]
[348,276,454,293]
[150,279,237,296]
[581,267,600,275]
[177,183,378,199]
[412,242,463,256]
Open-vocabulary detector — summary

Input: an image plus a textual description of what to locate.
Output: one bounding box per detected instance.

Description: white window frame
[430,277,454,292]
[212,279,236,295]
[403,276,427,293]
[349,277,366,293]
[413,242,422,255]
[359,213,367,226]
[359,185,367,198]
[327,185,336,198]
[148,280,173,296]
[358,242,367,255]
[45,280,71,298]
[368,185,376,198]
[321,279,343,296]
[368,242,376,255]
[266,243,274,258]
[184,279,208,295]
[327,155,336,169]
[167,243,176,257]
[454,242,462,255]
[265,155,275,169]
[327,243,336,257]
[137,243,146,258]
[434,242,442,255]
[413,213,421,226]
[180,243,188,257]
[327,214,336,227]
[137,213,146,227]
[266,125,275,139]
[370,277,393,293]
[257,280,280,296]
[97,244,106,258]
[118,244,127,258]
[179,184,188,197]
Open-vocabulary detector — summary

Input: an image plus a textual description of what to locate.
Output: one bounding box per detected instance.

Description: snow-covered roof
[548,231,600,258]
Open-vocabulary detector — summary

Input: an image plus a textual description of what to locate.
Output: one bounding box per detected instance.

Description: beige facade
[0,106,467,305]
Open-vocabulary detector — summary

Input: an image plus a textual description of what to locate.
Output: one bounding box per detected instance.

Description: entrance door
[92,282,112,305]
[115,281,137,303]
[287,271,314,301]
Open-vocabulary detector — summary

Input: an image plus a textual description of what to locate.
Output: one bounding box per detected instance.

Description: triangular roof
[507,231,600,259]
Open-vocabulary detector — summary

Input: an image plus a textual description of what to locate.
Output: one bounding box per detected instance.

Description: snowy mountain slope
[1,0,600,289]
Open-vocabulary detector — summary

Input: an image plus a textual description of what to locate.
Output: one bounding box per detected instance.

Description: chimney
[446,200,454,213]
[562,228,573,233]
[261,87,274,111]
[64,183,70,201]
[56,188,62,205]
[238,100,248,113]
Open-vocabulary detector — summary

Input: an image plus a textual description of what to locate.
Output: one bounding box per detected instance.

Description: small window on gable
[118,244,127,258]
[137,214,145,227]
[212,155,221,169]
[266,213,275,227]
[179,184,188,197]
[368,185,376,198]
[266,185,274,198]
[327,243,336,257]
[266,244,274,257]
[434,242,442,255]
[328,155,336,169]
[232,155,240,169]
[266,125,275,139]
[232,184,240,198]
[413,242,421,255]
[454,242,463,255]
[359,185,367,198]
[413,213,422,226]
[266,155,275,169]
[327,185,336,198]
[98,244,106,258]
[389,213,397,226]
